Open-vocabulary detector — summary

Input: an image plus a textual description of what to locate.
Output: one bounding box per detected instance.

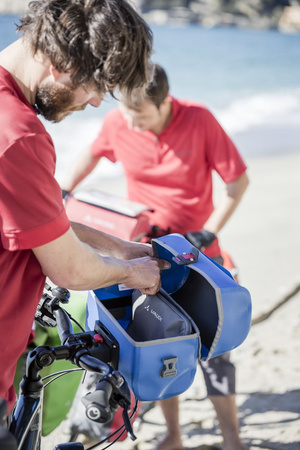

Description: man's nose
[88,93,103,108]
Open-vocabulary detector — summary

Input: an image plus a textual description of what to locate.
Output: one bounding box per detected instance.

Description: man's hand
[124,256,171,295]
[185,230,216,250]
[118,240,153,260]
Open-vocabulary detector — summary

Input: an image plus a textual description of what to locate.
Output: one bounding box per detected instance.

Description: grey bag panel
[126,288,195,342]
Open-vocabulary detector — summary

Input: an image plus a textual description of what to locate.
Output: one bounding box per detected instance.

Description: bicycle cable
[42,368,139,448]
[67,312,85,332]
[42,368,83,388]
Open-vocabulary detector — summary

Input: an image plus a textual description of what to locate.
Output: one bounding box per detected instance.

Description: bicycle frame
[9,384,43,450]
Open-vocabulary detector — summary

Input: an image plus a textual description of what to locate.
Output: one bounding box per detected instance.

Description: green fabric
[14,291,88,436]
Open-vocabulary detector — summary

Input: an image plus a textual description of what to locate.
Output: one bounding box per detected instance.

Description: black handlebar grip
[53,308,74,344]
[81,380,114,423]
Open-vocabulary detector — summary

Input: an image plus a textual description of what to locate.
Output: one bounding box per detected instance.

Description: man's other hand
[185,230,216,250]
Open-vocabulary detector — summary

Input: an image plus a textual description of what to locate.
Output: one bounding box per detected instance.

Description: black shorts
[199,352,236,396]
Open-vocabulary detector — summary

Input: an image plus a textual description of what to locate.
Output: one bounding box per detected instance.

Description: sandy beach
[41,151,300,450]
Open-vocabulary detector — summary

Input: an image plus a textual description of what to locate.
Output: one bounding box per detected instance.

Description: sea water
[1,15,300,183]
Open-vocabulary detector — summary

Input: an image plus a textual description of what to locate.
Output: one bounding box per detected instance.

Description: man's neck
[152,100,173,135]
[0,38,48,105]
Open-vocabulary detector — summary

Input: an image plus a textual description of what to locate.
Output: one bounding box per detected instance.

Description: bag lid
[152,234,252,360]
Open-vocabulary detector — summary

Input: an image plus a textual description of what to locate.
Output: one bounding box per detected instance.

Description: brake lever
[112,372,137,441]
[122,403,136,441]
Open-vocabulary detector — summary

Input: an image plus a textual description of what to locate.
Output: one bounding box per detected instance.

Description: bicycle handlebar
[49,287,136,439]
[53,307,75,345]
[35,286,135,438]
[51,304,114,378]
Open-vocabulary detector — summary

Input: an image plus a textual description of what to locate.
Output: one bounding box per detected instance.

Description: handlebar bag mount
[85,233,251,402]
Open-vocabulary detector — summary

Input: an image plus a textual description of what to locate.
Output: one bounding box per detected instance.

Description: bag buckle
[160,356,178,378]
[172,248,199,265]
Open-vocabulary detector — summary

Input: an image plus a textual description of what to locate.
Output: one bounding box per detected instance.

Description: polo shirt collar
[0,65,38,115]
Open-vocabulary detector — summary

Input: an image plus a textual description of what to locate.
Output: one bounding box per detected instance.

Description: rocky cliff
[1,0,299,32]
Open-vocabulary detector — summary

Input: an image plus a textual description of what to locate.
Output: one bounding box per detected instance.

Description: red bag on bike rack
[85,234,251,402]
[65,188,151,241]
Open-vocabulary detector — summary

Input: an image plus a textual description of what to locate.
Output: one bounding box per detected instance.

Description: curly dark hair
[17,0,153,96]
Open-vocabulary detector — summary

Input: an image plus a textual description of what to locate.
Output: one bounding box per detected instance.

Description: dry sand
[42,152,300,450]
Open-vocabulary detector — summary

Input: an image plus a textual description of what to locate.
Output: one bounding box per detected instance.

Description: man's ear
[158,95,171,112]
[49,64,60,81]
[49,65,71,84]
[161,95,171,107]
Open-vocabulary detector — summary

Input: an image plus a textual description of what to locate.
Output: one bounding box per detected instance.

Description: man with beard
[0,0,170,415]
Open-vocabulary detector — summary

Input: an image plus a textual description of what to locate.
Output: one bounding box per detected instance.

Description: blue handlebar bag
[85,234,251,401]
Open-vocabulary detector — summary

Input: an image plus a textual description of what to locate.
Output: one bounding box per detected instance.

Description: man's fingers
[125,256,169,295]
[140,282,161,296]
[152,257,171,270]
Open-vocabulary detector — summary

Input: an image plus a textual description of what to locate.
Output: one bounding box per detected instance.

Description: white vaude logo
[151,309,162,321]
[131,294,162,322]
[144,305,162,321]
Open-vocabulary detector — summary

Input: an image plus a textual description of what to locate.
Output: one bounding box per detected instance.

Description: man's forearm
[33,227,166,294]
[71,221,153,260]
[204,172,249,235]
[71,221,127,257]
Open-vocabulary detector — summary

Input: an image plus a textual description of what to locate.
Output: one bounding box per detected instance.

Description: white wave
[216,88,300,134]
[214,89,300,157]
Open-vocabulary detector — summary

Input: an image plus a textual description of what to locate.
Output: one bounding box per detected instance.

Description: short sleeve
[204,109,247,183]
[0,133,70,250]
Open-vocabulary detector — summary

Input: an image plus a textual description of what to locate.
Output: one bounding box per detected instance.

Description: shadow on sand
[137,390,300,450]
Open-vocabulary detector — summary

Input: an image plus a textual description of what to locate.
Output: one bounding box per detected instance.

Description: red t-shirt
[91,97,247,256]
[0,66,70,411]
